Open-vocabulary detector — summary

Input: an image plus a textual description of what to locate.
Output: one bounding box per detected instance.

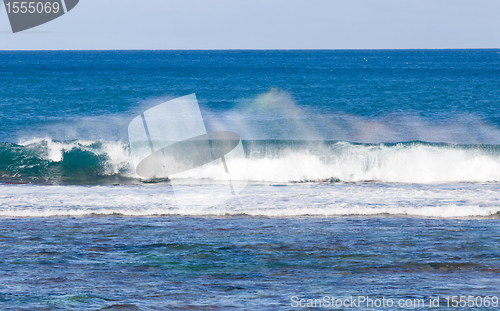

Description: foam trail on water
[0,184,499,218]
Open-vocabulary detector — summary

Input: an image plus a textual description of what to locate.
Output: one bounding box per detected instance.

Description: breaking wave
[1,138,500,184]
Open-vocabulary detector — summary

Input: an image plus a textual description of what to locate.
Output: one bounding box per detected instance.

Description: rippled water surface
[1,216,499,310]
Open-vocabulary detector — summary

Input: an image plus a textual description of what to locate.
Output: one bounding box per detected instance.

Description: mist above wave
[204,90,500,144]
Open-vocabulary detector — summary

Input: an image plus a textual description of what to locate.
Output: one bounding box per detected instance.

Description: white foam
[176,143,500,183]
[1,183,499,218]
[15,138,500,183]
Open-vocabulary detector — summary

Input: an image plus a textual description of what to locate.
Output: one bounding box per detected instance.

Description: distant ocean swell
[1,138,500,184]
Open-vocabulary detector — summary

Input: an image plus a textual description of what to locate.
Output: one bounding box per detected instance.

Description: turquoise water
[1,50,500,309]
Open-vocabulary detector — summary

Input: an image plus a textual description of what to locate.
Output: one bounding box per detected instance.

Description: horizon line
[1,48,500,52]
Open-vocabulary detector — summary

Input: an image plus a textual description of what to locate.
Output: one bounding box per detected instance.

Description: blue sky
[1,0,500,49]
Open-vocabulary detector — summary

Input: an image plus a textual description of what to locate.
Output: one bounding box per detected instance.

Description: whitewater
[1,138,500,218]
[2,137,500,183]
[1,182,499,218]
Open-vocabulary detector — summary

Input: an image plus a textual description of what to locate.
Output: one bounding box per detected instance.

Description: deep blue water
[1,50,500,143]
[1,50,500,310]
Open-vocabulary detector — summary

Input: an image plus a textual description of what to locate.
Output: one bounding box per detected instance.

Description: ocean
[1,50,500,310]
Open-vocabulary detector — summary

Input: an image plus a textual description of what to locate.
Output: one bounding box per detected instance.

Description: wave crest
[1,138,500,184]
